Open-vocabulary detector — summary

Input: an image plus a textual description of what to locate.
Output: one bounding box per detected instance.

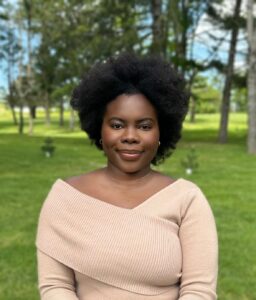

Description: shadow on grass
[0,132,92,146]
[182,128,247,145]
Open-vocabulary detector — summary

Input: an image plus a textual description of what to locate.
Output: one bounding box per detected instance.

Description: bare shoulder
[153,171,176,185]
[64,169,103,190]
[150,171,177,191]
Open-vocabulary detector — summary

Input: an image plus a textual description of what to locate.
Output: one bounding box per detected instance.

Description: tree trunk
[28,106,34,135]
[19,105,24,134]
[150,0,164,55]
[24,0,35,123]
[247,0,256,154]
[218,0,242,143]
[31,105,36,118]
[187,71,198,123]
[180,0,188,75]
[69,108,75,131]
[59,99,64,126]
[189,97,196,123]
[10,104,18,125]
[162,1,171,59]
[6,29,17,126]
[169,0,188,76]
[45,93,51,125]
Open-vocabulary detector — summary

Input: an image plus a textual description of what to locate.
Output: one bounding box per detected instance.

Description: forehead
[104,94,157,119]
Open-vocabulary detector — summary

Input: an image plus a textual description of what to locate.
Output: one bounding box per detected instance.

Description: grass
[0,106,255,299]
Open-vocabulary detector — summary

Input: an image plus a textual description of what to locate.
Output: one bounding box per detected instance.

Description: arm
[178,188,218,300]
[37,250,79,300]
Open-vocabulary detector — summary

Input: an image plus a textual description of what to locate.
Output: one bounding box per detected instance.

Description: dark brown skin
[66,94,175,209]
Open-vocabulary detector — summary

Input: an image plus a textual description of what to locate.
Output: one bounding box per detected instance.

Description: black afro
[71,53,189,165]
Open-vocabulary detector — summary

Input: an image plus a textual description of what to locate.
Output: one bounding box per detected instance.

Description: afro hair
[71,53,189,165]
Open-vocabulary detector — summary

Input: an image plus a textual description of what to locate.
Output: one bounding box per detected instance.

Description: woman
[36,53,218,300]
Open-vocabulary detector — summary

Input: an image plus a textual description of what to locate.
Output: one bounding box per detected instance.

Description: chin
[123,168,142,175]
[118,163,150,175]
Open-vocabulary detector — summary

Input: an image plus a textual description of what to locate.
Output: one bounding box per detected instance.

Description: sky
[0,0,250,98]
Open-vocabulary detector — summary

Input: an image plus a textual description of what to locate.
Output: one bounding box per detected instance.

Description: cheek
[149,128,160,142]
[101,127,119,146]
[144,132,160,149]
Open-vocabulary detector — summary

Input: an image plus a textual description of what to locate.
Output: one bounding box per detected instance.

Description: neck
[103,164,155,187]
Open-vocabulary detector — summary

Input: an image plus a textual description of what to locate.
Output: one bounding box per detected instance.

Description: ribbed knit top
[36,179,218,300]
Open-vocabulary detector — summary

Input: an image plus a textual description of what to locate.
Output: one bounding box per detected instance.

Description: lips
[117,149,143,161]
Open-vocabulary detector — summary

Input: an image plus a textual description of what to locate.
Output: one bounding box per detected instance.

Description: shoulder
[152,172,200,193]
[64,174,84,188]
[63,169,105,195]
[177,178,202,192]
[152,171,177,186]
[176,179,209,205]
[65,169,102,185]
[175,179,216,222]
[155,177,211,217]
[38,174,98,220]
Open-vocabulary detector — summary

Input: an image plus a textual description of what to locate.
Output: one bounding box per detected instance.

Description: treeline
[0,0,255,152]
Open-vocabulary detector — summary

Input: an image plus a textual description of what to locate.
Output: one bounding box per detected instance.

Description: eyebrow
[108,117,155,122]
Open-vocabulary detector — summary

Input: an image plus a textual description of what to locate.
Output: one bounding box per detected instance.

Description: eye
[110,123,123,129]
[139,123,152,130]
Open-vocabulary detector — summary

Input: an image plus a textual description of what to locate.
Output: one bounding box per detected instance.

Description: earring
[158,141,161,146]
[99,139,102,145]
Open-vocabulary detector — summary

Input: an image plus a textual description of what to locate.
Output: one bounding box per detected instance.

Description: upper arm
[37,249,79,300]
[178,189,218,300]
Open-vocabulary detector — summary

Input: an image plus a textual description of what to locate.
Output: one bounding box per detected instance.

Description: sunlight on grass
[0,106,255,300]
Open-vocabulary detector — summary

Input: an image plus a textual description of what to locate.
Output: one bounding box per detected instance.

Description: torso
[65,169,175,209]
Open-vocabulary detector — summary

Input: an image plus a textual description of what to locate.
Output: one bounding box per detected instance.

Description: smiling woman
[36,53,218,300]
[101,93,160,176]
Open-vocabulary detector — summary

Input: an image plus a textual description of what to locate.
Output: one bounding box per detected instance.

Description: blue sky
[0,0,248,98]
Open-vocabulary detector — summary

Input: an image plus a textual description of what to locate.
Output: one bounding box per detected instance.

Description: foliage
[231,87,247,112]
[41,137,55,157]
[0,2,20,98]
[0,0,253,143]
[181,146,199,174]
[191,75,221,113]
[168,0,213,72]
[204,0,245,75]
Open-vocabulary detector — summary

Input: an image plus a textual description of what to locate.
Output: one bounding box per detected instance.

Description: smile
[117,149,143,161]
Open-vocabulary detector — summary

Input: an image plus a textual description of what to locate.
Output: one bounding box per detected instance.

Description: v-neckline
[57,178,184,211]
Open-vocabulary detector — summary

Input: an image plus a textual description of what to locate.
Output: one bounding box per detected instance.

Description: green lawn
[0,107,255,300]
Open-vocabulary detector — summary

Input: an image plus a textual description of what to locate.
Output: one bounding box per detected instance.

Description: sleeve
[37,249,79,300]
[178,188,218,300]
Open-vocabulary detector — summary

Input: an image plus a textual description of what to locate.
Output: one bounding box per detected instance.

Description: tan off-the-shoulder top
[36,178,218,300]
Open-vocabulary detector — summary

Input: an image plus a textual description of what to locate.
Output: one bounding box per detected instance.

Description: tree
[150,0,165,55]
[2,0,240,134]
[22,0,36,135]
[167,0,219,122]
[32,0,145,126]
[0,1,20,125]
[218,0,243,143]
[0,0,40,134]
[191,75,221,115]
[247,0,256,153]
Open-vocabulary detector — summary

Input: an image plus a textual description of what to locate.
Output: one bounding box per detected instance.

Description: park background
[0,0,256,299]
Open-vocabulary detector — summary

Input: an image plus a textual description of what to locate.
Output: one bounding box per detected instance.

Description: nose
[121,126,140,144]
